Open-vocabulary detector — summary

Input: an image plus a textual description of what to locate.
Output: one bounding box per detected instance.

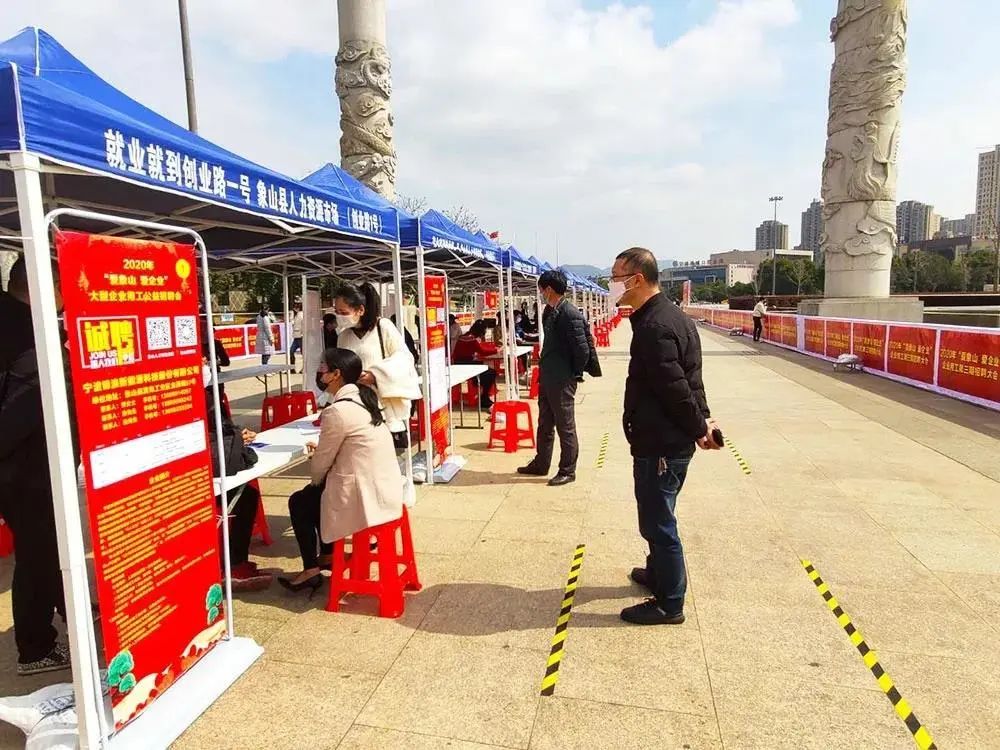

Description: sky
[3,0,999,267]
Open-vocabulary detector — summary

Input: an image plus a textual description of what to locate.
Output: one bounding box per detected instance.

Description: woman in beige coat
[278,348,403,594]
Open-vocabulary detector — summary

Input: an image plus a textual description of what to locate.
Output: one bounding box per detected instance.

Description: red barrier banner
[887,326,936,384]
[937,330,1000,404]
[763,314,780,344]
[804,318,825,355]
[214,325,248,359]
[851,322,887,372]
[779,315,798,347]
[269,323,284,352]
[825,321,851,359]
[484,290,499,310]
[57,232,223,730]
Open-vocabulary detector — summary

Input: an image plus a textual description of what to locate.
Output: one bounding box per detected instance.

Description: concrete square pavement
[1,320,997,748]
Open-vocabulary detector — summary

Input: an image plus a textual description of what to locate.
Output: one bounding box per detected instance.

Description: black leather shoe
[620,599,685,625]
[547,474,576,487]
[630,567,654,591]
[517,464,548,476]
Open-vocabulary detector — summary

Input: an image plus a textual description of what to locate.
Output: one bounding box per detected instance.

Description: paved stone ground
[1,323,998,748]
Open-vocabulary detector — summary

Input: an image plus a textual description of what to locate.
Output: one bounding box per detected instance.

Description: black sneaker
[18,643,72,677]
[517,463,548,477]
[547,474,575,487]
[620,598,685,626]
[630,567,654,591]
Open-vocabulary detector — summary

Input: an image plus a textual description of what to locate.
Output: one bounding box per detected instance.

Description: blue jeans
[634,454,691,615]
[289,337,303,366]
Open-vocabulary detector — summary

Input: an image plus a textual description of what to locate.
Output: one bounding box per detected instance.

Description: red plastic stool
[287,391,318,420]
[249,481,273,545]
[327,507,421,619]
[528,367,540,399]
[488,400,536,453]
[260,394,294,430]
[0,516,13,557]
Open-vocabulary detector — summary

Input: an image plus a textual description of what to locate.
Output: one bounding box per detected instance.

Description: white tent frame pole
[11,153,107,750]
[390,241,414,489]
[415,245,434,485]
[506,265,518,400]
[444,273,456,450]
[496,268,508,400]
[282,269,291,370]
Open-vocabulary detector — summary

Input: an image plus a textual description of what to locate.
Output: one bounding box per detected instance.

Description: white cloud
[2,0,804,265]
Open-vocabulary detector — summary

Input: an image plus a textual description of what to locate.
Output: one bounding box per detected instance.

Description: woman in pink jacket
[278,348,404,594]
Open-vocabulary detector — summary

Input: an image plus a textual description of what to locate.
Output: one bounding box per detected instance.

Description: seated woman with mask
[279,348,404,594]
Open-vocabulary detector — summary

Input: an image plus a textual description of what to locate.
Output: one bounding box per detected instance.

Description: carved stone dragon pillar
[336,0,396,200]
[821,0,907,298]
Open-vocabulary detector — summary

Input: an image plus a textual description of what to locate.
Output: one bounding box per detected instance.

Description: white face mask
[202,365,213,388]
[608,280,628,306]
[335,313,359,332]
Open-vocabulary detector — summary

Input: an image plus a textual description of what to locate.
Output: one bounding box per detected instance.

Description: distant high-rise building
[975,145,1000,238]
[800,199,823,261]
[896,200,937,245]
[755,220,789,251]
[939,214,975,238]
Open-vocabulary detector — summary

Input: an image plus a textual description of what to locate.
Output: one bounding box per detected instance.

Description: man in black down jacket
[0,257,75,675]
[517,270,590,486]
[611,247,721,625]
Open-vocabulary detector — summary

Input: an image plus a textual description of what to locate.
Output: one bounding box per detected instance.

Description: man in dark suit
[517,270,590,487]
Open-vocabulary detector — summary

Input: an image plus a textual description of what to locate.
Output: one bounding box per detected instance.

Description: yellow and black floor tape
[540,544,585,696]
[801,560,936,750]
[723,437,752,475]
[595,432,609,469]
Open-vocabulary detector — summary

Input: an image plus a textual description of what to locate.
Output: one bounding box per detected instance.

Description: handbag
[376,320,411,452]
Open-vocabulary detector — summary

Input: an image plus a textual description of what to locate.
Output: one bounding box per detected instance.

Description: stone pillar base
[797,296,924,323]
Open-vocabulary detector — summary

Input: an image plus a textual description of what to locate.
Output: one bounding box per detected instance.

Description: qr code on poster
[174,316,198,348]
[145,317,172,351]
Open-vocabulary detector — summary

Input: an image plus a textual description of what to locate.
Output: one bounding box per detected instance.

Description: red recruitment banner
[825,320,851,359]
[937,330,1000,404]
[887,325,936,384]
[269,323,284,352]
[56,232,225,731]
[850,322,887,371]
[213,325,249,359]
[804,318,825,355]
[484,290,499,311]
[779,315,798,347]
[425,276,446,325]
[425,324,450,463]
[763,314,780,343]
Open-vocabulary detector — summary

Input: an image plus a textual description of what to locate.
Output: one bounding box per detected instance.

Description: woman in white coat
[332,282,421,443]
[254,305,276,364]
[279,348,404,593]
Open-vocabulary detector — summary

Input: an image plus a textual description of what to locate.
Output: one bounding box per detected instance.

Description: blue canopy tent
[0,28,407,748]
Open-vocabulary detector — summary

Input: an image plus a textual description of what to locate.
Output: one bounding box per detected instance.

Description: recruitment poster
[57,231,225,731]
[424,275,450,464]
[937,330,1000,404]
[851,322,887,371]
[887,325,936,384]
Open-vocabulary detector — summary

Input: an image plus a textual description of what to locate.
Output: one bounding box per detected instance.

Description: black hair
[7,254,61,294]
[322,347,384,426]
[258,304,269,316]
[616,247,659,283]
[469,320,488,338]
[336,281,380,335]
[449,314,457,324]
[322,312,337,328]
[538,270,568,295]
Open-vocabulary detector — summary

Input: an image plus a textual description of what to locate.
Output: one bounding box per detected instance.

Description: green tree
[891,252,963,293]
[755,258,806,295]
[728,281,756,298]
[959,248,997,292]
